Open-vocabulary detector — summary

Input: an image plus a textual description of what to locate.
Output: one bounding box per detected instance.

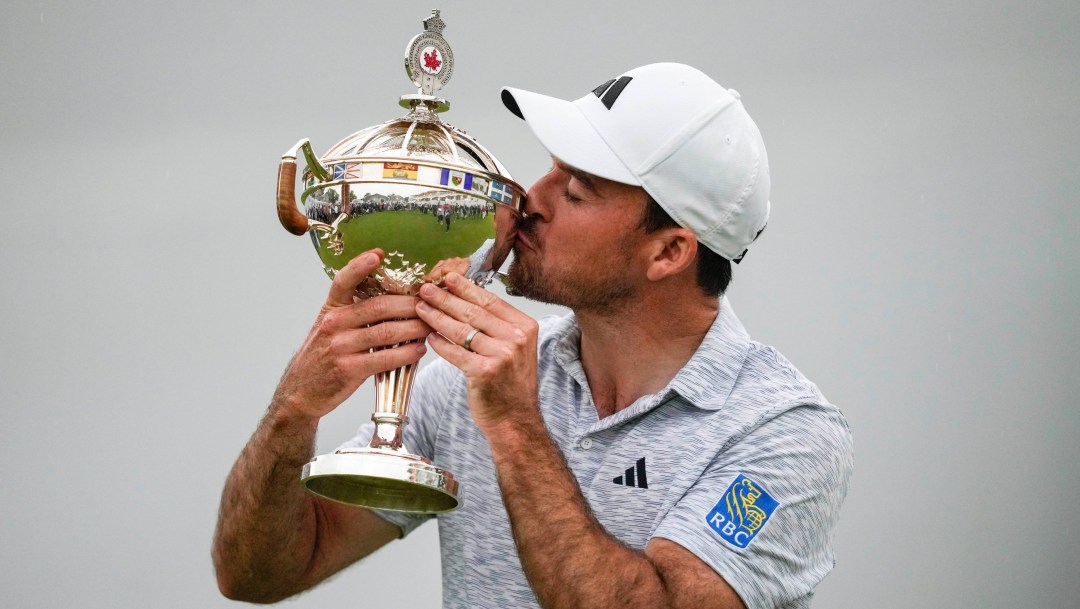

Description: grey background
[1,1,1077,607]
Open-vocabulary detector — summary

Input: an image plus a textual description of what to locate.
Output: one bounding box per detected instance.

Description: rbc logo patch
[705,474,780,549]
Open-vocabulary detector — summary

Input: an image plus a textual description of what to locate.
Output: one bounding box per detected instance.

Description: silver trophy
[275,10,526,513]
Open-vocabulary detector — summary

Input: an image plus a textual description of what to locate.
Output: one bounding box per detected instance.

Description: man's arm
[484,417,746,609]
[212,250,430,603]
[416,274,745,609]
[212,404,400,602]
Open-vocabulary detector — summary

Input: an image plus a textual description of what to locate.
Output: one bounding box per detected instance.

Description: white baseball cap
[501,63,770,261]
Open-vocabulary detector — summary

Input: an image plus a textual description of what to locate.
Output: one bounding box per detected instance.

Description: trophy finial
[404,8,454,101]
[423,9,446,34]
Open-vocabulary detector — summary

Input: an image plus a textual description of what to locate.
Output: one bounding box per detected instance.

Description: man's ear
[645,228,698,282]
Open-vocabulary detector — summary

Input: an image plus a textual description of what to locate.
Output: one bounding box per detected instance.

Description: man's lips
[515,228,537,252]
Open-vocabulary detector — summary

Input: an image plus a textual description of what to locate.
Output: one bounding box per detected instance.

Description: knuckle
[478,290,499,308]
[462,303,482,325]
[327,334,344,353]
[510,328,529,348]
[376,322,396,344]
[332,357,350,377]
[320,310,339,332]
[478,361,499,381]
[367,295,389,317]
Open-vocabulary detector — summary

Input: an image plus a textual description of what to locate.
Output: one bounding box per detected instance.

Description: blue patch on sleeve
[705,474,780,549]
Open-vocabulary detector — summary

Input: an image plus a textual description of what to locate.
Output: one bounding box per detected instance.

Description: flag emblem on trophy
[489,180,513,204]
[440,168,473,190]
[383,162,419,180]
[333,163,361,181]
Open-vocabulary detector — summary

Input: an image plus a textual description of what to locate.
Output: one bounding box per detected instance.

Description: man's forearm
[212,400,321,602]
[486,418,671,609]
[211,251,432,601]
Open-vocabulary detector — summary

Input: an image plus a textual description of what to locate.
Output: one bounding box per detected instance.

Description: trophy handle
[277,138,332,235]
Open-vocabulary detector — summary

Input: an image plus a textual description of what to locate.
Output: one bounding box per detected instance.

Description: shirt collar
[548,297,750,413]
[666,296,751,410]
[548,313,586,386]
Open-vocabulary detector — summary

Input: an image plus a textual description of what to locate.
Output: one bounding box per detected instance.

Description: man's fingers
[444,272,525,323]
[320,295,424,336]
[332,319,432,354]
[348,295,425,326]
[342,341,428,377]
[415,292,508,356]
[327,249,384,307]
[426,331,480,371]
[417,280,515,340]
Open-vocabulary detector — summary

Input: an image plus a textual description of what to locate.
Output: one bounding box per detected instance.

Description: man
[213,63,853,609]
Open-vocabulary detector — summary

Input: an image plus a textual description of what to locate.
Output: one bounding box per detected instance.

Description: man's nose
[522,174,554,221]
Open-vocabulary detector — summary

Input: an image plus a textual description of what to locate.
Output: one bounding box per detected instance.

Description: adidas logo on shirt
[612,457,649,489]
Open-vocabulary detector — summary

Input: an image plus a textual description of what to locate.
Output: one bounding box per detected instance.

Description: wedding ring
[463,327,480,351]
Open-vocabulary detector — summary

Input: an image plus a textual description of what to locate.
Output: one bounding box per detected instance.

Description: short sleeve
[334,358,461,537]
[651,404,853,609]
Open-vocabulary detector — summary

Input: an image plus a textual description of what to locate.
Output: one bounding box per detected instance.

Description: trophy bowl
[274,10,526,513]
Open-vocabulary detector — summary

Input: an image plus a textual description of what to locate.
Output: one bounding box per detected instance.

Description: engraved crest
[405,9,454,95]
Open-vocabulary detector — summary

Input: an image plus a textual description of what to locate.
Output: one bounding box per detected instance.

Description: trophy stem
[368,356,417,450]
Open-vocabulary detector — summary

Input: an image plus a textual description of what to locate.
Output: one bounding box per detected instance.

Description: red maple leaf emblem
[423,48,442,72]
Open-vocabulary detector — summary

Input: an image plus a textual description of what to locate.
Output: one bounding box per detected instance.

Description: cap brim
[501,87,639,185]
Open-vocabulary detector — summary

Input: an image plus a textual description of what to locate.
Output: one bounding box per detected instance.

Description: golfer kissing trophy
[275,9,526,513]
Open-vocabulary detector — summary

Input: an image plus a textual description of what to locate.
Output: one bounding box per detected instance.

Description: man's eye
[564,190,583,203]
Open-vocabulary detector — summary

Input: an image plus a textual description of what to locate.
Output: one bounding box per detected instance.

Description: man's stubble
[506,217,635,315]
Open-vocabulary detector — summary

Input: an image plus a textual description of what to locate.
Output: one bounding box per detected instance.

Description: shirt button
[580,437,593,449]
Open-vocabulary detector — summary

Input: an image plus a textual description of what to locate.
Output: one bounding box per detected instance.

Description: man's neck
[574,289,719,419]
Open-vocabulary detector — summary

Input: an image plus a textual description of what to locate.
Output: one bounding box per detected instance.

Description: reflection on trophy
[274,10,527,513]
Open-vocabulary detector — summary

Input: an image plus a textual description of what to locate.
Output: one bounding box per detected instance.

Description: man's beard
[507,216,634,314]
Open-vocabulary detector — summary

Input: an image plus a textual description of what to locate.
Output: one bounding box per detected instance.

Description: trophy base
[301,448,460,513]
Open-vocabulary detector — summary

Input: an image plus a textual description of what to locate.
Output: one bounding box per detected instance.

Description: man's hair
[639,196,732,297]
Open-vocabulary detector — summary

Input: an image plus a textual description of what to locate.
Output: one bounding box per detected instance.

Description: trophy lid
[314,107,513,179]
[303,8,515,191]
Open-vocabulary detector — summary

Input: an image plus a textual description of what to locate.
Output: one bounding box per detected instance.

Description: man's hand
[415,272,540,433]
[274,248,432,421]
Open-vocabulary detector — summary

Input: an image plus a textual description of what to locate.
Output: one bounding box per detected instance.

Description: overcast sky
[1,1,1077,608]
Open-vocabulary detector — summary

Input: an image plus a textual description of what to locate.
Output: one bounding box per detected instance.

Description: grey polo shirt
[339,298,854,609]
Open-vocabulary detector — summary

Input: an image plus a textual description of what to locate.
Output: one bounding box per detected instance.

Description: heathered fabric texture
[338,298,853,609]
